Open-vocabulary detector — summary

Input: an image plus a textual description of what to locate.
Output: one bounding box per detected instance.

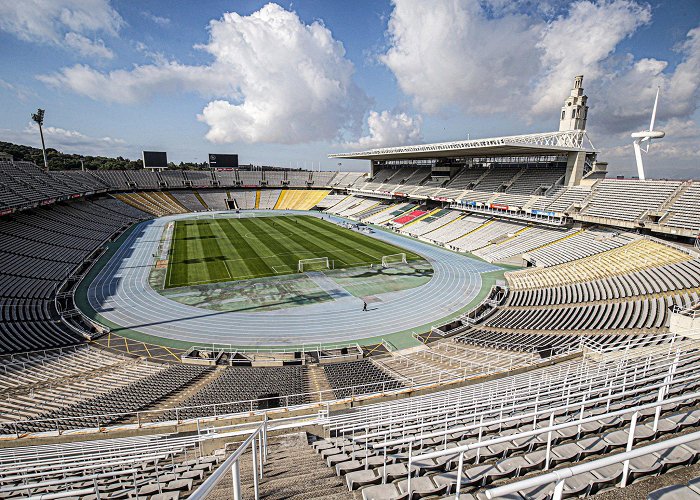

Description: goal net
[298,257,331,273]
[382,253,407,267]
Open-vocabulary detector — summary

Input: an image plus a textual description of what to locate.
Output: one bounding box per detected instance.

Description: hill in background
[0,141,208,171]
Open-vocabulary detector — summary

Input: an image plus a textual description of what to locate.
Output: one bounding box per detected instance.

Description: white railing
[485,429,700,500]
[326,338,687,439]
[189,418,268,500]
[403,368,691,498]
[4,338,566,438]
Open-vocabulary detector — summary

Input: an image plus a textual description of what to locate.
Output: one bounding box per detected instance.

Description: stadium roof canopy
[330,130,596,161]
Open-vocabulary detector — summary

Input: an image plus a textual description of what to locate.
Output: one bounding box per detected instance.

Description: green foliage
[0,141,209,171]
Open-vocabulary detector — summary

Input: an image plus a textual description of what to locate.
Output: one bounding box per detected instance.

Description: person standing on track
[363,301,368,312]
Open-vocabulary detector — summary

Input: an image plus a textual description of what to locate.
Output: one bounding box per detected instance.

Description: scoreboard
[208,154,238,169]
[142,151,168,169]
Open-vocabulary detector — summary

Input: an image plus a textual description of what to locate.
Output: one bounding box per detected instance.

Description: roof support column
[564,151,586,186]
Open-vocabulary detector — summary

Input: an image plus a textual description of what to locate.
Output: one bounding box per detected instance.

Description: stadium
[1,71,700,500]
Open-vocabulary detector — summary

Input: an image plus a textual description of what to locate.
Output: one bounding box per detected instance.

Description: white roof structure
[330,130,596,161]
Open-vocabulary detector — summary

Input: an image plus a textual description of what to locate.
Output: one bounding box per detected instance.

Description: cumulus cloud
[0,0,123,59]
[195,4,367,143]
[531,0,651,114]
[2,122,129,156]
[381,0,655,121]
[346,110,423,149]
[380,0,700,176]
[380,0,541,114]
[40,3,376,145]
[595,27,700,134]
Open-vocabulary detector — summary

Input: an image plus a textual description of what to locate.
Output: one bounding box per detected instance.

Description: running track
[86,211,501,347]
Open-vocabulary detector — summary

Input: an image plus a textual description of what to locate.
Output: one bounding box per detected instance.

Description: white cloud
[40,3,370,145]
[141,11,170,26]
[380,0,700,177]
[39,62,232,103]
[594,27,700,134]
[530,0,651,115]
[0,0,122,59]
[381,0,653,119]
[0,78,34,101]
[380,0,542,114]
[64,32,114,59]
[2,122,129,156]
[347,110,423,149]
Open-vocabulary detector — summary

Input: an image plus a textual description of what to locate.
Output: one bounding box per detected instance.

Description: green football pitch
[164,215,421,288]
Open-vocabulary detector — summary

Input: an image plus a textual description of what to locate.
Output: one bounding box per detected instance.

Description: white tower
[559,75,589,132]
[631,87,665,181]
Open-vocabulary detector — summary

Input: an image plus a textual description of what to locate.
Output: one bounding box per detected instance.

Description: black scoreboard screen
[208,154,238,169]
[142,151,168,169]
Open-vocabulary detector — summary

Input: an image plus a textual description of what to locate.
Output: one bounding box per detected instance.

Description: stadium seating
[506,239,691,290]
[169,190,208,212]
[581,179,682,222]
[323,360,404,398]
[273,189,330,210]
[450,219,528,252]
[197,188,230,210]
[399,209,461,237]
[114,192,187,216]
[0,197,150,354]
[473,226,579,263]
[392,209,428,226]
[661,181,700,232]
[258,188,282,209]
[230,189,257,209]
[1,158,698,235]
[316,339,700,499]
[12,363,210,433]
[316,193,349,209]
[0,433,224,498]
[164,365,308,419]
[524,228,639,267]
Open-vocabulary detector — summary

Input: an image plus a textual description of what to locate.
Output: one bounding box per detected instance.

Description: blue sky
[1,0,699,178]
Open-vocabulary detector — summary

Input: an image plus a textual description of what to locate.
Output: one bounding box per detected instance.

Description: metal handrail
[3,345,550,438]
[374,354,687,449]
[485,429,700,500]
[189,417,268,500]
[407,379,692,497]
[327,340,689,435]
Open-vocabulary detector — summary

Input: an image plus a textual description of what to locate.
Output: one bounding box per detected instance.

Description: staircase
[306,364,333,403]
[209,432,352,500]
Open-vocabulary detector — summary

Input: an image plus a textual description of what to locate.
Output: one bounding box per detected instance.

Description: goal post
[382,253,407,268]
[298,257,331,273]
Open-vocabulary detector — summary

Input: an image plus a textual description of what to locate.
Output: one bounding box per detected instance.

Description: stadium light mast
[631,87,665,180]
[31,108,49,171]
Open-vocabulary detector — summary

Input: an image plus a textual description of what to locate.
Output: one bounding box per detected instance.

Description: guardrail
[1,348,546,439]
[188,419,268,500]
[485,429,700,499]
[3,332,687,439]
[329,340,688,443]
[404,368,693,498]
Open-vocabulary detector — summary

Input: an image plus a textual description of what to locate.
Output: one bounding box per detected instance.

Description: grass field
[164,215,421,288]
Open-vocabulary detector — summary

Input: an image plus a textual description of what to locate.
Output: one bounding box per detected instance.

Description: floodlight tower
[31,108,49,171]
[631,87,665,180]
